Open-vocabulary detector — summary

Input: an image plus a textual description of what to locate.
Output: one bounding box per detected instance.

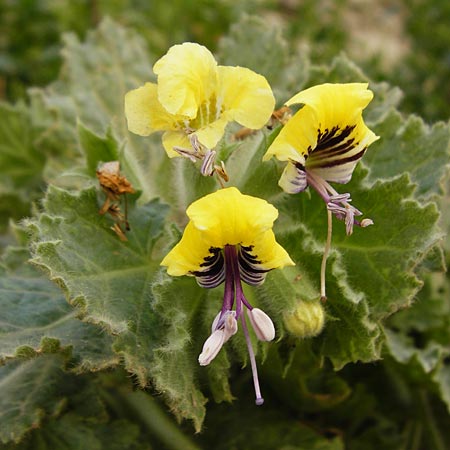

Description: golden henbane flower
[125,42,275,175]
[264,83,379,300]
[161,187,294,405]
[264,82,379,234]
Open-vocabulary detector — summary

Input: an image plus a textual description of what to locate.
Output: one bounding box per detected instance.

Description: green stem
[320,208,332,301]
[118,389,201,450]
[410,420,423,450]
[419,389,446,450]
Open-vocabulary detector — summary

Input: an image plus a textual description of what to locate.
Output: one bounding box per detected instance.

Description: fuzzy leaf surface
[365,111,450,199]
[28,186,211,429]
[0,246,118,371]
[0,355,66,444]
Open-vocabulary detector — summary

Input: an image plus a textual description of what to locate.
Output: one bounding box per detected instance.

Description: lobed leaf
[27,185,211,428]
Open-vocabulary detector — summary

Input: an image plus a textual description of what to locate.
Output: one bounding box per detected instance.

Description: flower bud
[283,300,325,338]
[198,329,225,366]
[247,308,275,341]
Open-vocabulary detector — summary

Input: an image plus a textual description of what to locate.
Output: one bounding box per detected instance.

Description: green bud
[283,300,325,338]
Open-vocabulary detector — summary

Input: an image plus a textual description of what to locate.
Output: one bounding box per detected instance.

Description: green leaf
[434,364,450,415]
[261,343,351,414]
[198,388,345,450]
[0,102,46,188]
[55,18,153,136]
[28,18,162,203]
[29,187,168,375]
[0,101,46,227]
[1,371,154,450]
[365,111,450,199]
[385,270,450,413]
[0,245,118,371]
[0,355,66,444]
[150,275,208,430]
[27,186,210,429]
[267,167,442,369]
[6,414,151,450]
[77,122,120,177]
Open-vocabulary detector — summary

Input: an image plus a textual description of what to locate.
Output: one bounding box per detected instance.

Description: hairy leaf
[366,111,450,199]
[28,186,210,428]
[0,246,118,371]
[0,355,66,444]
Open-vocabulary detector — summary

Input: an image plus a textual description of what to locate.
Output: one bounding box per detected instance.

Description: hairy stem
[320,208,333,301]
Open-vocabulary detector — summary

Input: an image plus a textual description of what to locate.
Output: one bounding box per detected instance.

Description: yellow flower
[161,187,293,284]
[125,43,275,158]
[161,187,294,405]
[264,83,379,234]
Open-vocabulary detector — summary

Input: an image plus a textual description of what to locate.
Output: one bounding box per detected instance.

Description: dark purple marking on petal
[193,247,225,288]
[238,246,270,286]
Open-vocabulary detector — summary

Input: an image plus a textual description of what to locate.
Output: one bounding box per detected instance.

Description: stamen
[198,329,226,366]
[188,133,203,153]
[328,192,351,203]
[172,146,199,162]
[247,308,275,341]
[327,200,362,235]
[308,169,369,235]
[200,150,216,176]
[212,310,238,342]
[345,206,355,236]
[173,134,222,179]
[320,208,332,302]
[360,218,374,227]
[240,313,264,405]
[212,245,270,404]
[305,170,331,202]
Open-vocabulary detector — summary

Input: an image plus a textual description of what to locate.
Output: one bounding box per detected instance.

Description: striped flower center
[185,96,222,131]
[307,125,366,170]
[193,244,269,289]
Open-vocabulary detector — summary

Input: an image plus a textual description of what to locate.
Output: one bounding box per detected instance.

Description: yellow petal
[278,161,308,193]
[286,83,374,128]
[250,229,295,270]
[161,115,229,157]
[153,43,218,118]
[124,82,179,136]
[218,66,275,129]
[161,188,294,275]
[160,221,211,275]
[263,104,317,162]
[195,115,229,149]
[161,131,191,158]
[307,117,379,183]
[186,187,279,247]
[264,83,377,168]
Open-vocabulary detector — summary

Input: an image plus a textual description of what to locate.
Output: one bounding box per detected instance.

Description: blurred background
[1,0,449,123]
